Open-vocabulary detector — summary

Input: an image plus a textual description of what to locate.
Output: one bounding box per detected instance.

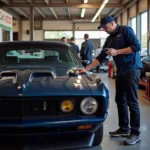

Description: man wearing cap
[78,16,142,145]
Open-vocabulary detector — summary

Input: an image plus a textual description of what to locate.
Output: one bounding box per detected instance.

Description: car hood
[0,69,91,96]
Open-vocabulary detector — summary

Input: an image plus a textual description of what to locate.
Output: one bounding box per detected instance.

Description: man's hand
[106,48,119,56]
[77,59,100,74]
[77,68,87,73]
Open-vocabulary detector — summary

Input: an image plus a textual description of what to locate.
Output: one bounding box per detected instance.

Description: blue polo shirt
[70,43,79,54]
[96,25,143,75]
[80,40,94,63]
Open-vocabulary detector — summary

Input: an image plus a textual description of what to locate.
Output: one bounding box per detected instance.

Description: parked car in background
[141,48,147,57]
[0,41,109,149]
[140,56,150,81]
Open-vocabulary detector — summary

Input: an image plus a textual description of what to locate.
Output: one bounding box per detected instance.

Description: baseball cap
[97,16,114,29]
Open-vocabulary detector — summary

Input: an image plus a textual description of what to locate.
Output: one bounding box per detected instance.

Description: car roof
[0,41,71,49]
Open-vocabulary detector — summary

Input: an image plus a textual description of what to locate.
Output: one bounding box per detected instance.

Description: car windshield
[0,46,81,68]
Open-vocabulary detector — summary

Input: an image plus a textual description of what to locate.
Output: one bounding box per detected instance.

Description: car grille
[0,97,58,119]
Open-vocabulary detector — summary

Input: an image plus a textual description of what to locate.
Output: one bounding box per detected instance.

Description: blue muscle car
[0,41,109,149]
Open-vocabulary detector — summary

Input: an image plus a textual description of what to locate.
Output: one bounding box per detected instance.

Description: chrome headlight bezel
[80,97,98,115]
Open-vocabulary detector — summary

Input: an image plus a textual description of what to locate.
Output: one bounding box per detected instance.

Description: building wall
[13,20,19,32]
[34,30,43,41]
[116,16,121,25]
[128,0,147,19]
[122,11,128,25]
[139,0,147,13]
[43,21,73,30]
[129,5,136,18]
[22,21,30,41]
[18,20,100,41]
[116,0,148,25]
[75,23,99,30]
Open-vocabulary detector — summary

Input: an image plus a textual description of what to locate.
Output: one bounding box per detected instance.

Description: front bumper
[0,114,107,128]
[0,132,95,149]
[0,115,107,149]
[0,115,107,135]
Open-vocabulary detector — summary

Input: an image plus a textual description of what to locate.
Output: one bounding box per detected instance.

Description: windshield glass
[0,47,80,67]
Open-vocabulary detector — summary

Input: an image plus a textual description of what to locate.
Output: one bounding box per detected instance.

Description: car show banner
[0,9,12,31]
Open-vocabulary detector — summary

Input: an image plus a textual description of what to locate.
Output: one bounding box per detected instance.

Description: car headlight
[80,97,98,115]
[61,100,74,113]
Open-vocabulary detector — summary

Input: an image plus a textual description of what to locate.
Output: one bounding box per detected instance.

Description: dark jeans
[115,69,141,135]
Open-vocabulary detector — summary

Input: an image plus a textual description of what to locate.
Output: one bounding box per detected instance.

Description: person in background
[95,46,102,73]
[61,37,67,43]
[80,33,94,67]
[69,37,80,57]
[77,16,142,145]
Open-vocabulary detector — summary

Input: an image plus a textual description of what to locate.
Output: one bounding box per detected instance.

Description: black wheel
[93,124,103,146]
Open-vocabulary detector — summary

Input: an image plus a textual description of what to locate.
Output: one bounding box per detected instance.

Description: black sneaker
[124,134,141,145]
[109,128,130,137]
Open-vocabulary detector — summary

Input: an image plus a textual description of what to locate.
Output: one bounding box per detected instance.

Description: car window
[0,47,80,66]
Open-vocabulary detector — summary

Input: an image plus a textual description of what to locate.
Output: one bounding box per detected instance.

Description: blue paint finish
[0,41,109,148]
[0,72,92,96]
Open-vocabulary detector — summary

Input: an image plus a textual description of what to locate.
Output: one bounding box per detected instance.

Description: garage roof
[0,0,136,22]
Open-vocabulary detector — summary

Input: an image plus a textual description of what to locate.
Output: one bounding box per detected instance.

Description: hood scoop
[0,70,56,84]
[0,72,16,77]
[0,69,56,94]
[29,71,56,82]
[0,71,17,83]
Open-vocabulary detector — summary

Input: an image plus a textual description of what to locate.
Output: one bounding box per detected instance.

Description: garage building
[0,0,150,150]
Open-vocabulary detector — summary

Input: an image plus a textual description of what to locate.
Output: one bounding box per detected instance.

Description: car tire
[93,123,103,146]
